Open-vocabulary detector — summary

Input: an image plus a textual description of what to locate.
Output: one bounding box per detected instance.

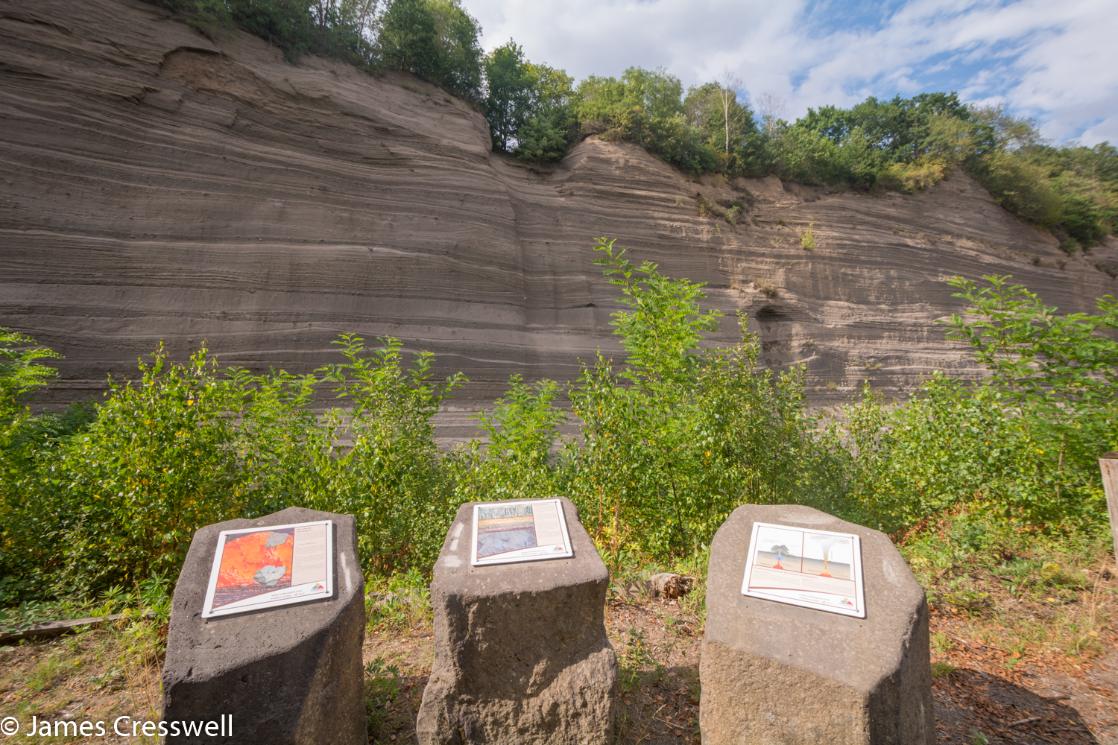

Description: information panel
[470,499,574,566]
[202,520,333,618]
[741,521,865,618]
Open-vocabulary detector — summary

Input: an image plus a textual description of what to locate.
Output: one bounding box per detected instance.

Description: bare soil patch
[2,573,1116,744]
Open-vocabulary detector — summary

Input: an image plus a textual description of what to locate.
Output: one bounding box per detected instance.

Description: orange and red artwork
[211,528,294,611]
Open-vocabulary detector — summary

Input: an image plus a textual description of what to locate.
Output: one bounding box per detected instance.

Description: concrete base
[161,507,365,745]
[416,498,618,745]
[700,504,933,745]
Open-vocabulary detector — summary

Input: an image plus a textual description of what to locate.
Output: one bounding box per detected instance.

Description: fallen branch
[0,612,153,645]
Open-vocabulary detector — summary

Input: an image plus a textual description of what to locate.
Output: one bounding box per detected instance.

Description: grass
[2,541,1114,744]
[25,652,82,693]
[365,569,431,633]
[799,221,816,250]
[0,621,163,740]
[904,518,1117,674]
[931,660,957,678]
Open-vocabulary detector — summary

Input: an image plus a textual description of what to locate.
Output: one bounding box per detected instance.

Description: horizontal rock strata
[2,0,1115,418]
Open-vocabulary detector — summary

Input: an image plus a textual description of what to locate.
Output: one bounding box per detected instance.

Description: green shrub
[0,331,465,599]
[800,222,816,250]
[1,330,64,600]
[2,244,1115,606]
[380,0,484,101]
[43,345,245,593]
[973,151,1063,230]
[558,239,847,564]
[878,159,947,192]
[450,375,564,504]
[846,275,1117,535]
[310,334,464,574]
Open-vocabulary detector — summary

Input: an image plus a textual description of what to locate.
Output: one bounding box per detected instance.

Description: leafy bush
[484,42,577,161]
[846,276,1117,534]
[770,124,846,185]
[380,0,483,101]
[573,69,722,173]
[2,246,1115,605]
[878,159,947,192]
[557,239,846,564]
[972,151,1064,231]
[450,375,564,503]
[1,330,66,601]
[45,345,246,593]
[683,81,759,174]
[0,332,464,599]
[800,222,816,250]
[309,334,464,573]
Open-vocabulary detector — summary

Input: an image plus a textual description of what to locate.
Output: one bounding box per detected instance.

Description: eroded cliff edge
[2,0,1116,411]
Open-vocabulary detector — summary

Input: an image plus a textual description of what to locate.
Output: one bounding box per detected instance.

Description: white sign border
[470,498,574,567]
[740,520,866,618]
[201,519,334,619]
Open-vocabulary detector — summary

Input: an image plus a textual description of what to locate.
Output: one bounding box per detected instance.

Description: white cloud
[465,0,1118,145]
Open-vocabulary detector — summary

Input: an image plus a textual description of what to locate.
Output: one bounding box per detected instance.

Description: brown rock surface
[2,0,1116,420]
[700,504,933,745]
[416,497,618,744]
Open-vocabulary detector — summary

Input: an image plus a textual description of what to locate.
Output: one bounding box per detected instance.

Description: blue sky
[466,0,1118,145]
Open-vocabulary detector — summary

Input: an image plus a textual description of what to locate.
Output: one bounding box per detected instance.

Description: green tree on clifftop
[484,41,575,160]
[380,0,483,101]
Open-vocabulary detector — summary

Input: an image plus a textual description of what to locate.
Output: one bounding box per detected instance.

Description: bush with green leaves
[0,331,465,600]
[3,244,1116,606]
[483,42,577,161]
[380,0,484,101]
[43,345,247,594]
[449,375,564,504]
[309,334,463,573]
[846,276,1117,534]
[1,330,65,600]
[444,238,847,568]
[555,238,848,565]
[573,68,722,174]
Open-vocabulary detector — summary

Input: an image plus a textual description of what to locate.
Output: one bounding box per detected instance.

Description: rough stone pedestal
[1101,453,1118,569]
[700,504,933,745]
[416,497,618,745]
[162,507,365,745]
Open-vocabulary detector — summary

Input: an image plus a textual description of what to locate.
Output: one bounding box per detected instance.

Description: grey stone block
[162,507,366,745]
[416,497,618,745]
[700,504,933,745]
[1100,453,1118,569]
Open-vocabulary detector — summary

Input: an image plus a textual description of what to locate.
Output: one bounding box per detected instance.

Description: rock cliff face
[2,0,1116,417]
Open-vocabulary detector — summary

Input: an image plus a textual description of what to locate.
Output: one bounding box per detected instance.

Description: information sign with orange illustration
[740,521,865,618]
[201,520,333,618]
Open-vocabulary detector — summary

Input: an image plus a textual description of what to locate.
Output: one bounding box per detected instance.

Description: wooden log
[0,613,127,645]
[1101,452,1118,568]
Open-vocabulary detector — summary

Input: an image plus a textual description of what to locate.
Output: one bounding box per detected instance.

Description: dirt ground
[2,579,1115,745]
[361,593,1118,745]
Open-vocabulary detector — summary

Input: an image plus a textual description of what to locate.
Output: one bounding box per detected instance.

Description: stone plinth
[416,497,618,745]
[700,504,933,745]
[1101,453,1118,568]
[162,507,365,745]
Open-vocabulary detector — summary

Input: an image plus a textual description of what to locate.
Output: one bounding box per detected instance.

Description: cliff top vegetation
[148,0,1118,252]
